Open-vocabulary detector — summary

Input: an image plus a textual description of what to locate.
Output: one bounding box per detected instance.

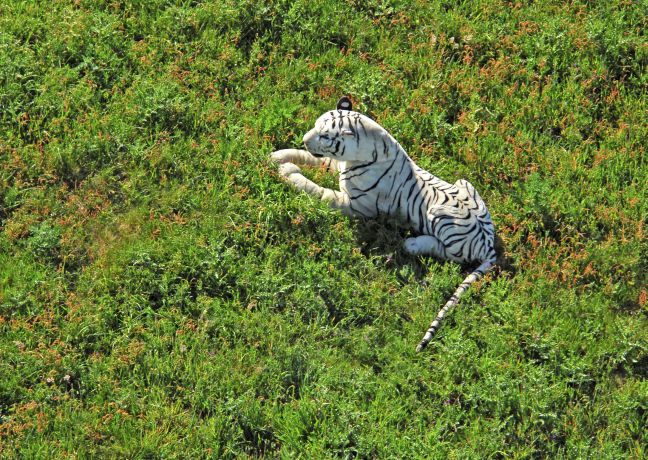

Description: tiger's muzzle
[303,128,322,157]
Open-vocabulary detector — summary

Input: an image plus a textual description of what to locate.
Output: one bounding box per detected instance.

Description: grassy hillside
[1,0,646,457]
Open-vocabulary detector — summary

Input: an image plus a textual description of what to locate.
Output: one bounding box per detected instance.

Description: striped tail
[416,258,496,352]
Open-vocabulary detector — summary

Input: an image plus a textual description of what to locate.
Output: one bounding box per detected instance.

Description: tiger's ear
[336,96,352,111]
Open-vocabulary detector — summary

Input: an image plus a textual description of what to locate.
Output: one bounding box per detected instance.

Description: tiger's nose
[303,128,318,151]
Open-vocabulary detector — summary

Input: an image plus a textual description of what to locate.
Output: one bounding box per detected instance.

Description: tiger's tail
[416,258,496,352]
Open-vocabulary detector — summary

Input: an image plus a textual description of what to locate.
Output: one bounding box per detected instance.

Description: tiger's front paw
[270,151,290,164]
[278,162,302,177]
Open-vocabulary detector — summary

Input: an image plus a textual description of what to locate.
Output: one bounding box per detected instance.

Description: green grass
[1,0,646,457]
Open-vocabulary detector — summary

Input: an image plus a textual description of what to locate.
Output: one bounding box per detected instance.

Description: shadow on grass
[350,215,515,281]
[351,215,429,281]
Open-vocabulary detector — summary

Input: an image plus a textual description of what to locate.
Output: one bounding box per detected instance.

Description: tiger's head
[303,97,396,162]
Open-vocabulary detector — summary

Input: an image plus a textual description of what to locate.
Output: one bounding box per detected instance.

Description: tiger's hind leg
[404,235,446,259]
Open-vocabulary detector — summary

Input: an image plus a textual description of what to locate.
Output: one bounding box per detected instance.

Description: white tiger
[270,97,497,351]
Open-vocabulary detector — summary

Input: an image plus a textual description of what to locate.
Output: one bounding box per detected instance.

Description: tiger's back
[322,111,495,265]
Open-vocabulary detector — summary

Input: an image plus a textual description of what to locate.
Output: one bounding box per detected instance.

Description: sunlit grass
[1,0,646,457]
